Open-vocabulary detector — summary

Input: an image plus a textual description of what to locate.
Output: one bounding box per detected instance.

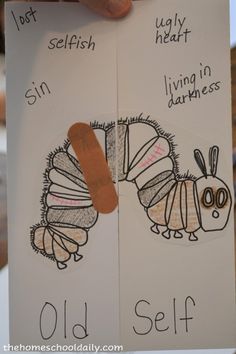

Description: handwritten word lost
[163,63,221,108]
[48,35,95,51]
[11,7,37,32]
[155,13,191,45]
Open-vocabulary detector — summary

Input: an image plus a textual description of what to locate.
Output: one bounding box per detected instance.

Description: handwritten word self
[155,13,191,45]
[133,296,196,336]
[11,7,37,32]
[163,63,221,108]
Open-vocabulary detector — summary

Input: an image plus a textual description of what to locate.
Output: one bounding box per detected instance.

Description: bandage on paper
[68,122,118,214]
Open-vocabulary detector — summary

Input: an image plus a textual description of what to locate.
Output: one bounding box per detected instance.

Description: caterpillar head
[194,146,232,232]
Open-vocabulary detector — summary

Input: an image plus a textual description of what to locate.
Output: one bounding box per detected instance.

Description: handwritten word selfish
[48,35,95,51]
[163,63,221,108]
[133,296,196,336]
[155,13,191,44]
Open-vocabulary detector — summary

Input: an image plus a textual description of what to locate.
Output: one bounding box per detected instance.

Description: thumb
[79,0,132,18]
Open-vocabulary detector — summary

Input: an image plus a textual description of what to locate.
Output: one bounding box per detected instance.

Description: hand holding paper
[10,0,132,18]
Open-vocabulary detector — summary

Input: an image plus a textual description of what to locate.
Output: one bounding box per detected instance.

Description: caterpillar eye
[216,188,228,208]
[201,187,214,207]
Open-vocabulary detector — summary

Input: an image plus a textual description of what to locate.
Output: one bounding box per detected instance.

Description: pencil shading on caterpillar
[31,114,232,269]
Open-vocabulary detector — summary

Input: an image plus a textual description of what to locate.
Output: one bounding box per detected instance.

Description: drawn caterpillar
[31,114,232,269]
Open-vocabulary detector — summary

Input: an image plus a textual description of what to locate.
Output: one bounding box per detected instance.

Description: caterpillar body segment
[32,224,87,269]
[31,115,232,269]
[146,179,200,241]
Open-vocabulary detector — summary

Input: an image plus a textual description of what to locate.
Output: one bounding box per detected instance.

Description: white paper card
[6,2,119,347]
[117,0,236,350]
[5,0,236,351]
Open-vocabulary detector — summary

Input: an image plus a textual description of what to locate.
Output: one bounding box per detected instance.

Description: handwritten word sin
[25,81,51,106]
[48,35,95,51]
[11,7,37,32]
[155,13,191,44]
[163,63,221,108]
[133,296,196,335]
[40,300,88,340]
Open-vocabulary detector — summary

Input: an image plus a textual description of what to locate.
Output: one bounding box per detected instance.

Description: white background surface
[230,0,236,47]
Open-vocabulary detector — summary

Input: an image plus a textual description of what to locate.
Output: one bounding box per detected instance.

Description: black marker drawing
[31,114,232,269]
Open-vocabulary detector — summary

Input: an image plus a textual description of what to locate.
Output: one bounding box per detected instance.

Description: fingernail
[106,0,132,18]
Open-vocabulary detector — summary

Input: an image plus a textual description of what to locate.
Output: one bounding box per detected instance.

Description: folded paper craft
[5,0,236,350]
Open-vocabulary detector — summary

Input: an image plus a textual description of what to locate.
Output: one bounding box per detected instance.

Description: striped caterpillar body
[31,115,232,270]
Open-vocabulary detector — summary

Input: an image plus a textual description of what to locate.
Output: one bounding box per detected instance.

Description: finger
[6,0,132,18]
[79,0,132,19]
